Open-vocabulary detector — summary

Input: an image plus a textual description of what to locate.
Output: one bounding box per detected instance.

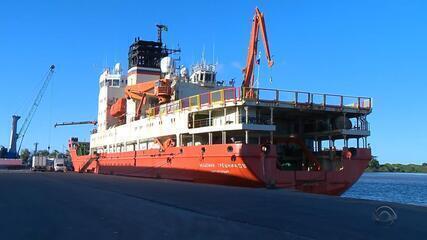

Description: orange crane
[242,7,274,98]
[110,79,172,120]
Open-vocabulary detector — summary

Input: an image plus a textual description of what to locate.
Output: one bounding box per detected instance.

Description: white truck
[32,156,47,171]
[53,158,66,172]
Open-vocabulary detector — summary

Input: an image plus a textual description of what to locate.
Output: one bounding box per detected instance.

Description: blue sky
[1,0,426,163]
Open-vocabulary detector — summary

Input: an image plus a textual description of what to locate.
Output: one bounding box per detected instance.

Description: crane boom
[242,7,273,93]
[119,79,171,120]
[54,121,97,128]
[13,65,55,155]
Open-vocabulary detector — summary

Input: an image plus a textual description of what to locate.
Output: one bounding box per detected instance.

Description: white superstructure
[90,56,240,154]
[97,64,127,131]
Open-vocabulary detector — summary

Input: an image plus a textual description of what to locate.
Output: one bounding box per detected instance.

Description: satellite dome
[114,63,122,74]
[160,57,174,74]
[180,67,188,78]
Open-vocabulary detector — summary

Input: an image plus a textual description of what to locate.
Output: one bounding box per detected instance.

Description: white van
[54,158,66,172]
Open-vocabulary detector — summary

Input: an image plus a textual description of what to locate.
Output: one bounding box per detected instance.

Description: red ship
[67,8,372,195]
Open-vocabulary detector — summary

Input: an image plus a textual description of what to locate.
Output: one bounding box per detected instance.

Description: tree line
[19,148,69,165]
[367,157,427,173]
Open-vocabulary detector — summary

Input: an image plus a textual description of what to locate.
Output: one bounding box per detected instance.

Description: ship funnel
[8,115,21,157]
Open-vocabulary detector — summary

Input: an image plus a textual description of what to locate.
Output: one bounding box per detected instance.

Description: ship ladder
[79,154,100,173]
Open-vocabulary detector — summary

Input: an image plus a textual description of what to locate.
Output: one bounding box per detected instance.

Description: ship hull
[70,144,371,196]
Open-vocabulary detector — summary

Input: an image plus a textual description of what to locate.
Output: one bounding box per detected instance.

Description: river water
[342,172,427,207]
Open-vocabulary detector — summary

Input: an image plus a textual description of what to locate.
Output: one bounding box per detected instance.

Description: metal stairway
[79,155,99,173]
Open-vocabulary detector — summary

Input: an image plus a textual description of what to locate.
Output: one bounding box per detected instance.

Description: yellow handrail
[211,89,224,106]
[145,87,371,117]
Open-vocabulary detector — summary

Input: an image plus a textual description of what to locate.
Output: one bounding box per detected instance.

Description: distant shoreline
[364,171,427,174]
[365,160,427,173]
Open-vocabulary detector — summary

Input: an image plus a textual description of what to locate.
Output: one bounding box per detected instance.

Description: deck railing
[188,116,273,129]
[247,88,372,110]
[146,87,372,117]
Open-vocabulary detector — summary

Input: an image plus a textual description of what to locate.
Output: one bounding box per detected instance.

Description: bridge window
[205,73,212,82]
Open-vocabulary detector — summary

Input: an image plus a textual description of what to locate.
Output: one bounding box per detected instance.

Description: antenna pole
[33,142,39,156]
[156,24,168,43]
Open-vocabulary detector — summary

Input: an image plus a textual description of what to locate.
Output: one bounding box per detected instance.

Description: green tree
[37,150,50,156]
[368,159,380,171]
[49,150,60,158]
[20,148,31,164]
[381,163,395,172]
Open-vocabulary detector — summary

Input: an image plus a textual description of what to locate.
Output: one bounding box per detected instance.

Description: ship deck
[147,87,372,118]
[1,170,425,240]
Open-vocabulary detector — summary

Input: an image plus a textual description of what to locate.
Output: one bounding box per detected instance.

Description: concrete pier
[0,171,425,240]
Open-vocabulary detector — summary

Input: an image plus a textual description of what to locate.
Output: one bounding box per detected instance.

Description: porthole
[227,146,233,153]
